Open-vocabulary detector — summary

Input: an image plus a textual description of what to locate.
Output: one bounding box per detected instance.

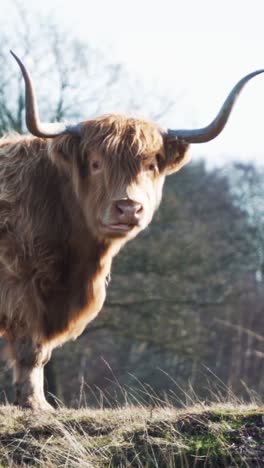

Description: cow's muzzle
[103,199,144,234]
[114,199,143,223]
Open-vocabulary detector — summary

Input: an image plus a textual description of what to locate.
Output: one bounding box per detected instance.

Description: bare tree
[0,2,174,136]
[228,163,264,282]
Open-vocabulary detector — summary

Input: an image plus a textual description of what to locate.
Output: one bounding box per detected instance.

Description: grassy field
[0,403,263,467]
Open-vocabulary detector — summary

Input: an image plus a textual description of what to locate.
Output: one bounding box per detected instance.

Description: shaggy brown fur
[0,115,189,409]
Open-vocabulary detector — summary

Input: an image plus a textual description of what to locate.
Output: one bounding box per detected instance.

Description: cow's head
[49,115,189,240]
[11,51,264,241]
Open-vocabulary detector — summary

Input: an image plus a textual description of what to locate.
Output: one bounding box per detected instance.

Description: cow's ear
[162,139,190,175]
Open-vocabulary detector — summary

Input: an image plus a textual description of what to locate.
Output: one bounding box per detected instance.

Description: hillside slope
[0,403,263,467]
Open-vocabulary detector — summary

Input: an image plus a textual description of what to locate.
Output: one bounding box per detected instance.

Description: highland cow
[0,51,263,409]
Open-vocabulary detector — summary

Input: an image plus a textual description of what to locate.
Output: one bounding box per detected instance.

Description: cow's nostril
[115,203,124,215]
[135,203,143,214]
[114,200,143,218]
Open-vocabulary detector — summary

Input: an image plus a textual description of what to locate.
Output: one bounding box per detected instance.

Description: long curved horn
[166,70,264,143]
[10,50,82,138]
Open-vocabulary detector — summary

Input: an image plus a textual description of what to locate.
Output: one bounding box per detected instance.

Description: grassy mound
[0,403,263,467]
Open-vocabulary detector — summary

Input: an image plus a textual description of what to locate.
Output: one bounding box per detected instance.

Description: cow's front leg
[9,337,53,410]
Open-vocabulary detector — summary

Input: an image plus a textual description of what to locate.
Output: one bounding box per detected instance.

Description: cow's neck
[55,223,124,345]
[69,229,123,291]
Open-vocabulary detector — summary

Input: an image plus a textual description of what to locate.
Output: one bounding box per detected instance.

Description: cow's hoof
[15,399,55,411]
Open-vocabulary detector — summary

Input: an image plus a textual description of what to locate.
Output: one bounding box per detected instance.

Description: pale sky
[2,0,264,166]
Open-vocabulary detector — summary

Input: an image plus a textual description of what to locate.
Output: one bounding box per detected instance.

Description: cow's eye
[91,160,101,171]
[148,163,157,172]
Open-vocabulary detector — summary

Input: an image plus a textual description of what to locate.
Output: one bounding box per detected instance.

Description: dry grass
[0,402,263,467]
